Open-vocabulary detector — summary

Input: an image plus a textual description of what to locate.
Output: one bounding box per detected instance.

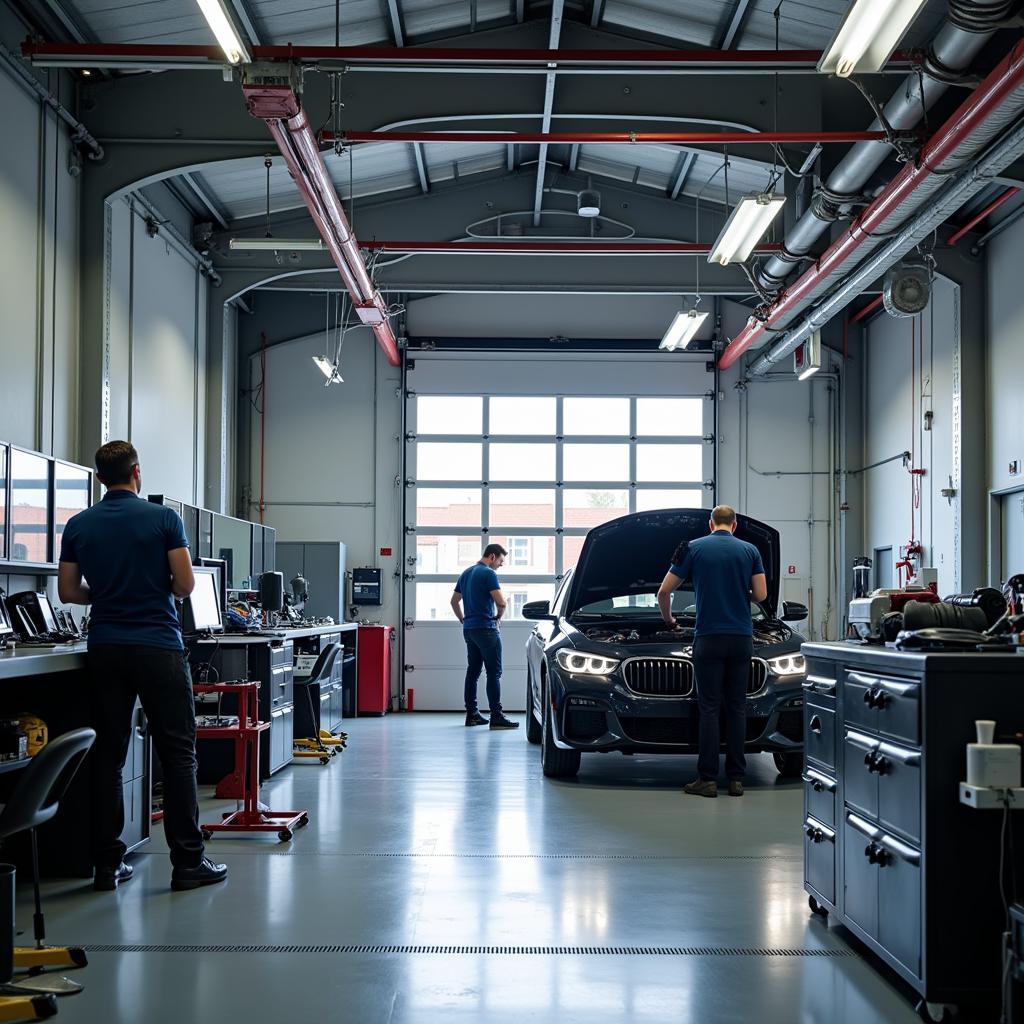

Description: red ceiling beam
[848,295,884,324]
[329,130,889,147]
[947,186,1020,246]
[718,38,1024,371]
[242,84,399,366]
[358,240,783,254]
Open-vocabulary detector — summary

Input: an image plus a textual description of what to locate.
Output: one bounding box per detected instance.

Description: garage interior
[1,0,1023,1020]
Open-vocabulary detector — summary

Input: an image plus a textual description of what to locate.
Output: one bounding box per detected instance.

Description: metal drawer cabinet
[804,698,837,772]
[804,816,836,906]
[803,766,837,828]
[844,671,920,745]
[844,731,922,845]
[844,813,922,978]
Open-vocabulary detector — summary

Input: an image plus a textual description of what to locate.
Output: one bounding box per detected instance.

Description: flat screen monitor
[9,449,51,563]
[0,593,13,640]
[0,444,8,560]
[199,557,228,618]
[182,567,223,634]
[54,462,91,556]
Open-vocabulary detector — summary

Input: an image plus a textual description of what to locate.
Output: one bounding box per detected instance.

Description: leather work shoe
[465,711,488,726]
[94,862,134,891]
[728,780,744,797]
[171,858,228,892]
[489,715,520,730]
[683,779,718,798]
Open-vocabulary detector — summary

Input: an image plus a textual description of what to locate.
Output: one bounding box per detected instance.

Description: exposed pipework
[357,240,784,255]
[754,0,1012,293]
[241,79,400,366]
[331,130,889,146]
[947,185,1019,244]
[720,35,1024,374]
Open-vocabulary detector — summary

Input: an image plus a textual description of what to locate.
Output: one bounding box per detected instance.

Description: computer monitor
[181,567,223,635]
[0,593,13,642]
[199,557,228,617]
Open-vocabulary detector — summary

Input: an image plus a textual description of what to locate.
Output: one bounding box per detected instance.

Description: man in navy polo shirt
[657,505,768,799]
[58,441,227,892]
[450,544,518,730]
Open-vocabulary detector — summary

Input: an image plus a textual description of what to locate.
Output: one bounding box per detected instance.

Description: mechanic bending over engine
[657,505,768,799]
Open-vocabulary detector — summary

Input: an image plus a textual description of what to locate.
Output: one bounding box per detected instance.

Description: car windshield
[574,590,765,621]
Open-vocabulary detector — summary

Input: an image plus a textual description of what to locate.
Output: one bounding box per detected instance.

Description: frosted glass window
[490,444,556,481]
[417,396,482,435]
[636,398,704,436]
[636,444,703,482]
[563,444,629,482]
[490,397,556,435]
[416,443,482,480]
[564,398,629,435]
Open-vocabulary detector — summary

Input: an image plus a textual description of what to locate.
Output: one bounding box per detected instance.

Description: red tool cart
[193,681,309,842]
[357,625,394,716]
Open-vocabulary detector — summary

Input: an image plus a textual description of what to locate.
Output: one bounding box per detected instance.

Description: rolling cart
[193,681,308,842]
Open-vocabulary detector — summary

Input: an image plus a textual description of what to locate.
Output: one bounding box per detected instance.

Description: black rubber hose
[902,600,989,632]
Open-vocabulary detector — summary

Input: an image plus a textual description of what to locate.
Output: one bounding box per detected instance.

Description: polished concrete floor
[20,714,924,1023]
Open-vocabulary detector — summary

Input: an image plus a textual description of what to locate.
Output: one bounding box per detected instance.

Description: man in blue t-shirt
[58,441,227,892]
[657,505,768,799]
[451,544,518,730]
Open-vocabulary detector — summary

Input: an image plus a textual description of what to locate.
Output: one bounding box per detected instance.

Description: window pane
[490,443,555,481]
[489,489,556,528]
[10,450,50,563]
[417,396,482,435]
[487,534,555,575]
[636,443,703,482]
[416,582,460,621]
[564,489,629,528]
[503,583,556,621]
[416,535,482,575]
[564,397,629,435]
[490,397,556,435]
[0,446,7,560]
[54,464,91,551]
[635,489,705,512]
[416,488,481,527]
[636,398,704,436]
[416,443,482,481]
[563,444,629,482]
[563,535,586,573]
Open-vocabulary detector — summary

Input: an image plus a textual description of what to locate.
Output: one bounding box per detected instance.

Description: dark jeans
[464,628,503,718]
[87,644,205,870]
[693,634,753,782]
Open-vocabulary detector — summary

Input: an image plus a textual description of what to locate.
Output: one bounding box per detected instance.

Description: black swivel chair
[293,644,345,763]
[0,728,95,1000]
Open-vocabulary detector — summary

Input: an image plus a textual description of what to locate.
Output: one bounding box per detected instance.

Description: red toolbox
[357,625,394,716]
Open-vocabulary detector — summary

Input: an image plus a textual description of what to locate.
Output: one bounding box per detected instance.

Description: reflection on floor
[21,713,923,1023]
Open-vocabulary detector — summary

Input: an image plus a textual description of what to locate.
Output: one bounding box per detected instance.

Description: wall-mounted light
[659,308,709,351]
[708,193,786,266]
[230,238,327,251]
[818,0,929,77]
[312,355,344,385]
[195,0,251,64]
[794,331,821,380]
[577,189,601,218]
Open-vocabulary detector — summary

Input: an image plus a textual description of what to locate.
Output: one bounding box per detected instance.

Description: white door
[1000,491,1024,584]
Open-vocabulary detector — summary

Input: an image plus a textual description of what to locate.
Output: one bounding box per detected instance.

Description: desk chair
[294,645,345,763]
[0,728,95,998]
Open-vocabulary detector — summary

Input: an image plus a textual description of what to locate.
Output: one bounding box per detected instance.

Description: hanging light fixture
[818,0,929,77]
[195,0,251,64]
[230,238,327,251]
[794,331,821,380]
[577,189,601,218]
[708,193,786,266]
[659,308,709,351]
[312,355,344,384]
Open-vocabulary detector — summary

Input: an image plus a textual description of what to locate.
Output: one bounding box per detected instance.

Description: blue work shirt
[59,490,189,650]
[669,530,765,638]
[455,563,501,631]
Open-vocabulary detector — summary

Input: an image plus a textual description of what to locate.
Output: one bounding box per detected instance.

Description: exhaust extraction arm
[241,75,400,367]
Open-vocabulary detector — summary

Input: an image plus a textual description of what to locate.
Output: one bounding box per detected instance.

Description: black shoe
[171,858,228,892]
[465,711,488,726]
[489,715,520,730]
[94,862,134,891]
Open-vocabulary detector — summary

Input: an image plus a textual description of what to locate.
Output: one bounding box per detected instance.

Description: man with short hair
[657,505,768,798]
[58,441,227,891]
[451,544,519,730]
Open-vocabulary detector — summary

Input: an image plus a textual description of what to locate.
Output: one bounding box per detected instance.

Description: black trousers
[692,634,753,782]
[87,645,205,870]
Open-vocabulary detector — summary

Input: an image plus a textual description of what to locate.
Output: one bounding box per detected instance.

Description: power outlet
[1011,459,1020,476]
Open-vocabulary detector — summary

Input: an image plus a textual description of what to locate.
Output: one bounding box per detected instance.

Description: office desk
[0,642,152,877]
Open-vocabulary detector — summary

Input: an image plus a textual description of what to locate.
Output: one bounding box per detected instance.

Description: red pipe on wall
[849,295,884,324]
[718,38,1024,371]
[947,186,1020,246]
[331,130,888,146]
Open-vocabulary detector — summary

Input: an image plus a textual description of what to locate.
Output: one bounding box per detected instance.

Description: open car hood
[565,509,781,617]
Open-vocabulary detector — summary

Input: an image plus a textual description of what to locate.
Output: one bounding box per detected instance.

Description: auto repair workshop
[0,0,1023,1020]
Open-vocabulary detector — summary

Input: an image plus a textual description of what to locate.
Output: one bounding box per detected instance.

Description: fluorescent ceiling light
[312,356,343,384]
[794,331,821,380]
[708,194,786,266]
[818,0,929,77]
[659,309,709,351]
[230,238,327,251]
[195,0,251,64]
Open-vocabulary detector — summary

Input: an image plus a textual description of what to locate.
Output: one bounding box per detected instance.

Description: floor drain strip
[338,853,801,861]
[83,943,854,958]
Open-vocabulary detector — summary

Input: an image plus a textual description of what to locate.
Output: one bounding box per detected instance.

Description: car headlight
[767,653,806,677]
[555,650,619,676]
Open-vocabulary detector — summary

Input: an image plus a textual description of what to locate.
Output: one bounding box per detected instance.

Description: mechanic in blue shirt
[451,544,518,730]
[657,505,768,799]
[58,441,227,892]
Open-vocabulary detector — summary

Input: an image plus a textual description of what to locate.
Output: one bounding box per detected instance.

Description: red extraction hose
[259,330,267,524]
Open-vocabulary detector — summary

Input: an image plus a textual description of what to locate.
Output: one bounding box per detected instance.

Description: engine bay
[582,622,696,644]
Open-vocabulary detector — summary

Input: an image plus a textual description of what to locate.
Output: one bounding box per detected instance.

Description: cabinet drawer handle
[809,715,822,735]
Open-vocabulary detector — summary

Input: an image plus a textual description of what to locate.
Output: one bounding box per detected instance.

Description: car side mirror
[522,600,556,621]
[782,601,809,622]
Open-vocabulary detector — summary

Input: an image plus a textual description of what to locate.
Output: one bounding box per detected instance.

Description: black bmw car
[522,508,809,778]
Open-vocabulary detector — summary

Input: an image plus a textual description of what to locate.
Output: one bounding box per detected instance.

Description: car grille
[623,658,694,698]
[748,659,769,695]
